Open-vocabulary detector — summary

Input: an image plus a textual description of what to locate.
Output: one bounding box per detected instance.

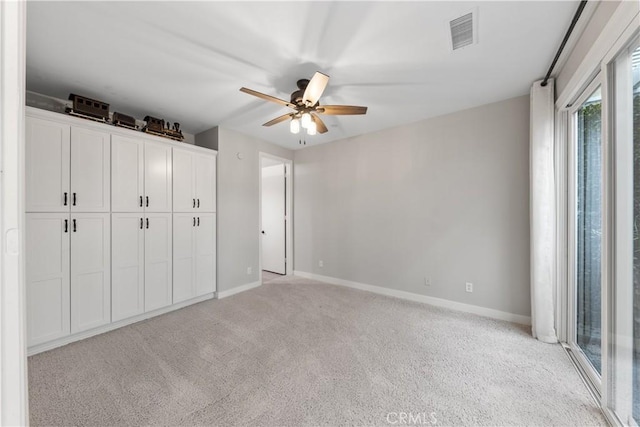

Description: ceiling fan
[240,72,367,136]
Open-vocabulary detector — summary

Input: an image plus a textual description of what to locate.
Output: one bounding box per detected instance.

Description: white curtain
[530,79,558,343]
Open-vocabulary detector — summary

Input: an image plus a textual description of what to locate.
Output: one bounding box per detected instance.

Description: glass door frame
[567,74,605,395]
[606,33,640,427]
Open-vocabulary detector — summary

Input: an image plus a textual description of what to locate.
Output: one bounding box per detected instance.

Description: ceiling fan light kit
[240,71,368,139]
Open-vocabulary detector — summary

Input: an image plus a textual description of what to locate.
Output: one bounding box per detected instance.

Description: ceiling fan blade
[316,105,368,115]
[240,87,296,109]
[302,72,329,106]
[262,113,293,127]
[311,113,328,134]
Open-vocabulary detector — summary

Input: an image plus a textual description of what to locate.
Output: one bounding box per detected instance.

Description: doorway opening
[259,153,292,284]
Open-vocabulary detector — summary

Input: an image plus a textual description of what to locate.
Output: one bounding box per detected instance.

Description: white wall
[195,127,293,292]
[294,95,531,317]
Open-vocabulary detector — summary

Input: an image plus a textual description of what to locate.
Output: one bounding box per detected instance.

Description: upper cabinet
[173,147,216,212]
[26,117,110,213]
[70,127,110,212]
[111,136,172,212]
[144,143,172,212]
[26,117,70,212]
[111,136,144,212]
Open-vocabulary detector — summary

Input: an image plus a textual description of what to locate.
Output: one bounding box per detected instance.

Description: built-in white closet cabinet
[111,212,173,321]
[111,134,173,321]
[173,213,216,303]
[25,107,217,354]
[26,116,112,347]
[111,135,172,212]
[173,147,216,212]
[26,119,110,212]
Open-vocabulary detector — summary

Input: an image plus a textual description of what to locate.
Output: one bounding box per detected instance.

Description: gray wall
[555,1,621,96]
[293,95,531,317]
[196,126,293,292]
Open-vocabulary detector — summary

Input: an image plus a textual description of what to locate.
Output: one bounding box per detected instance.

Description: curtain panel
[530,79,558,343]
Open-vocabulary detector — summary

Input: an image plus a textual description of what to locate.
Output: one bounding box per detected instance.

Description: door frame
[565,75,604,394]
[258,152,293,281]
[0,0,29,424]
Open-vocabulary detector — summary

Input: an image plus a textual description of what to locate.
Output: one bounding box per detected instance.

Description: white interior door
[25,117,70,212]
[111,213,145,322]
[196,213,216,296]
[145,143,172,212]
[70,127,110,212]
[26,213,70,346]
[172,148,195,212]
[173,213,195,303]
[70,213,111,333]
[261,163,286,274]
[145,213,172,311]
[111,135,144,212]
[195,153,216,212]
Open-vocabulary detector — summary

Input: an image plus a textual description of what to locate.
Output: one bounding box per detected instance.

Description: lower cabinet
[26,213,111,347]
[112,212,172,321]
[173,213,216,303]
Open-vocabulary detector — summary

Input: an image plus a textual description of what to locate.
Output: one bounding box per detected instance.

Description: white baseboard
[217,280,261,299]
[28,293,215,356]
[293,271,531,325]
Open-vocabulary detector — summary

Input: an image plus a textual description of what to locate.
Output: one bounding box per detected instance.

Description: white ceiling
[26,1,577,150]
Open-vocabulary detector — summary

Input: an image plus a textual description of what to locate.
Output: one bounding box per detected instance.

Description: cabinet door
[70,213,111,333]
[70,127,110,212]
[145,143,172,212]
[112,213,144,322]
[145,213,172,311]
[111,136,144,212]
[196,213,216,296]
[172,148,195,212]
[26,117,70,212]
[195,153,216,212]
[172,213,195,303]
[26,213,70,347]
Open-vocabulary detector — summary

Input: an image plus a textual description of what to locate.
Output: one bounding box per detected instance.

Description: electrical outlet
[247,267,252,275]
[465,282,473,293]
[319,260,324,268]
[424,277,431,286]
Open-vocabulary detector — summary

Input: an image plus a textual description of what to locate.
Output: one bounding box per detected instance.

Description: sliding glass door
[561,11,639,425]
[570,81,603,386]
[608,37,639,426]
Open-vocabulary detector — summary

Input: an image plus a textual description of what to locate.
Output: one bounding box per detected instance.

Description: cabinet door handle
[72,193,77,206]
[140,217,144,229]
[146,196,149,207]
[64,219,68,233]
[146,218,149,229]
[72,219,77,232]
[64,192,68,206]
[140,196,143,207]
[193,217,196,227]
[197,199,200,208]
[197,217,200,227]
[193,198,196,208]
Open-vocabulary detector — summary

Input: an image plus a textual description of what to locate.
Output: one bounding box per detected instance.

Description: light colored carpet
[28,275,606,426]
[262,270,284,283]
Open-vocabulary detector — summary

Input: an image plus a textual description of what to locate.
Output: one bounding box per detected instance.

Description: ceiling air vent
[449,12,476,51]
